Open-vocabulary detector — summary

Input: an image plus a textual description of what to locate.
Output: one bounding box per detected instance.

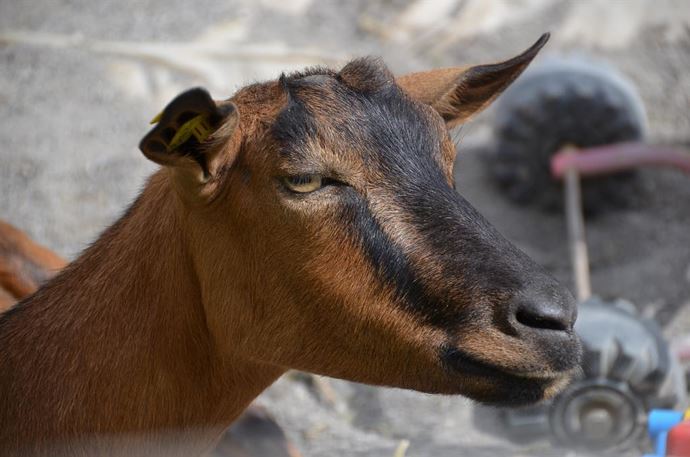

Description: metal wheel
[474,297,686,451]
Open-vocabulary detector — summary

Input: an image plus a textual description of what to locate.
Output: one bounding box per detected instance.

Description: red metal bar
[551,142,690,179]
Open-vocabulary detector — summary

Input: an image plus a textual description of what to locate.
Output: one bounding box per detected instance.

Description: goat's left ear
[139,88,238,183]
[397,33,549,128]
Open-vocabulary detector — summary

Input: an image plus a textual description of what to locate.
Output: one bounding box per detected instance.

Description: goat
[0,34,581,456]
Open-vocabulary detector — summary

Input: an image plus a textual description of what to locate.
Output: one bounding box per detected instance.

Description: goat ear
[139,88,238,183]
[397,33,549,128]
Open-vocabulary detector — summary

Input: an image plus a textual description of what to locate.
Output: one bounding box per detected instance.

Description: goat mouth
[440,345,576,406]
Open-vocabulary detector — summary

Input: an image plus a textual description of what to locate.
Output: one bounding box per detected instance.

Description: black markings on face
[271,59,529,331]
[272,83,319,161]
[337,189,472,329]
[440,343,548,406]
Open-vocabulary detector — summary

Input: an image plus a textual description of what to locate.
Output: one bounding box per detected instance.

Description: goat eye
[283,174,323,193]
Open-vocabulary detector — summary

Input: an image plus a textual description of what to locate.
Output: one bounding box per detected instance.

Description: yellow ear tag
[150,112,163,124]
[167,114,214,151]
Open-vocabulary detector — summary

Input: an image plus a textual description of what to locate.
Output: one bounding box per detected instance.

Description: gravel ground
[1,1,689,456]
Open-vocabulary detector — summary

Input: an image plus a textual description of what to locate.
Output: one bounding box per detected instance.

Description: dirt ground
[1,1,689,456]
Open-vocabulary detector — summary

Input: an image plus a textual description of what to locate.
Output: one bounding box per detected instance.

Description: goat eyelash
[281,174,347,195]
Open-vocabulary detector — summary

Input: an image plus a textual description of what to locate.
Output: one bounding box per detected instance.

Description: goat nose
[511,291,577,335]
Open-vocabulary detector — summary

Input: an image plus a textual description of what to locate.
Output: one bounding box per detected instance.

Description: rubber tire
[488,57,648,214]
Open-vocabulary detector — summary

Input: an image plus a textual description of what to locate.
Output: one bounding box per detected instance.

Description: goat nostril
[515,305,569,332]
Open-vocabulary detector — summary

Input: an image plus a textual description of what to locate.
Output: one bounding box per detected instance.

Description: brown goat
[0,34,581,456]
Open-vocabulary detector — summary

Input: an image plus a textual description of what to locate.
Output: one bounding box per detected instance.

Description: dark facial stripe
[440,343,549,406]
[400,183,526,291]
[338,189,473,329]
[354,83,527,299]
[358,93,527,294]
[271,88,319,160]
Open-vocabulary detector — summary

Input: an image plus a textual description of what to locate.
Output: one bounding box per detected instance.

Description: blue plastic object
[647,409,685,456]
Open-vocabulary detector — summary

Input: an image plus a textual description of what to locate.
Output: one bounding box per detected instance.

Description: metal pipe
[563,149,592,302]
[551,142,690,179]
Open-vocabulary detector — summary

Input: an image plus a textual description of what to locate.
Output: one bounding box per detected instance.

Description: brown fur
[0,221,300,457]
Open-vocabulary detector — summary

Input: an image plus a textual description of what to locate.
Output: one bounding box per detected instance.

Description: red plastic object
[667,421,690,456]
[550,142,690,179]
